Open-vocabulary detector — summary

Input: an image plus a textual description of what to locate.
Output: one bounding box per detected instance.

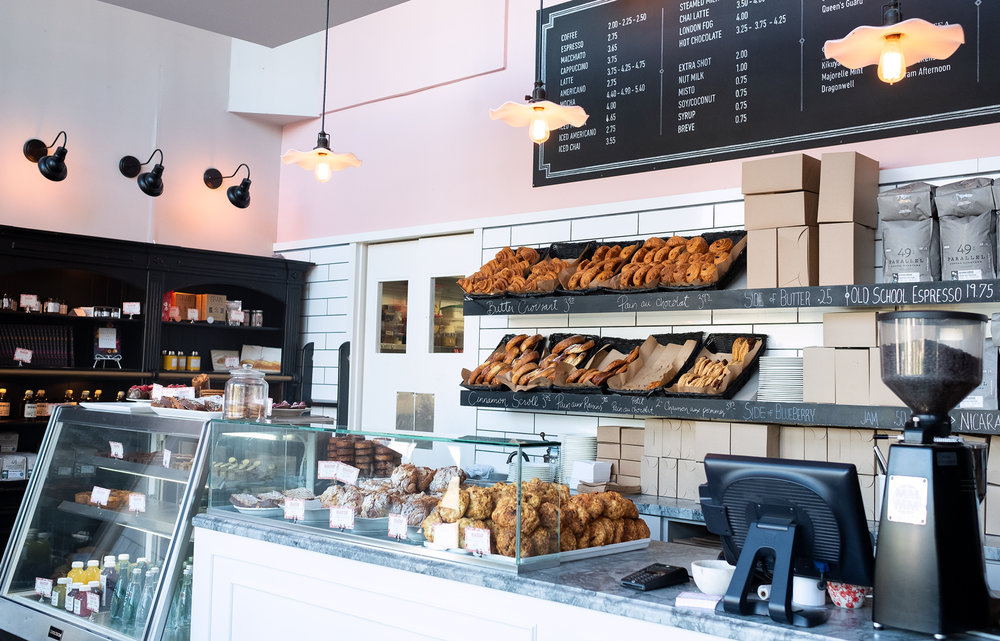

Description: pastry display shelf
[156,371,292,382]
[462,279,1000,316]
[57,497,179,539]
[75,453,191,484]
[459,389,1000,435]
[0,368,152,379]
[0,311,144,324]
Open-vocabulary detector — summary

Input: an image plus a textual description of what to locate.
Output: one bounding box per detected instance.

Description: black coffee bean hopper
[873,311,999,638]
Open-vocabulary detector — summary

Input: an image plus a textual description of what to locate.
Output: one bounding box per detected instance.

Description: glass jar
[43,298,61,314]
[251,310,263,327]
[188,351,201,371]
[223,365,268,421]
[0,294,15,311]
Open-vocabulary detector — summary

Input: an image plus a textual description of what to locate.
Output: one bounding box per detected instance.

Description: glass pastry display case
[205,420,651,573]
[0,406,211,641]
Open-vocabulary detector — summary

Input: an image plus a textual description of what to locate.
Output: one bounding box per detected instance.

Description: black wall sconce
[204,164,251,209]
[23,130,68,181]
[119,149,165,197]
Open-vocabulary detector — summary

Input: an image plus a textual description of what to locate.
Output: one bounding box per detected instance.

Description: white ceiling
[95,0,410,47]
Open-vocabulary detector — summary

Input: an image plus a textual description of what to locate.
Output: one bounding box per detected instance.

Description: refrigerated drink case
[0,406,211,641]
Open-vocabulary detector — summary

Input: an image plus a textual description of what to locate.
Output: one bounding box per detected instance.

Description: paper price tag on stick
[336,464,360,486]
[34,578,52,597]
[284,498,305,520]
[13,348,32,363]
[91,486,111,507]
[388,513,408,539]
[317,460,340,479]
[465,527,491,555]
[109,441,124,459]
[128,493,146,513]
[329,506,355,529]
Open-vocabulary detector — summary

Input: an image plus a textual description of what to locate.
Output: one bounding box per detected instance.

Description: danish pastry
[643,236,667,250]
[709,238,734,253]
[686,236,709,254]
[620,244,639,261]
[552,335,585,354]
[665,235,688,247]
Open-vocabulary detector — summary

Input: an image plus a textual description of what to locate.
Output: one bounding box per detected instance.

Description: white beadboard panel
[328,262,353,281]
[980,156,1000,172]
[304,315,349,333]
[327,298,353,315]
[278,249,311,262]
[596,416,645,427]
[606,326,668,340]
[301,333,326,350]
[507,314,569,329]
[636,310,713,326]
[879,159,979,184]
[312,349,340,368]
[309,245,352,264]
[307,280,351,300]
[311,384,338,401]
[510,220,573,247]
[303,298,328,317]
[305,264,329,282]
[712,308,799,325]
[482,227,512,249]
[568,312,637,327]
[638,205,714,235]
[476,409,536,432]
[479,314,509,329]
[713,201,745,228]
[571,213,640,240]
[754,322,823,349]
[533,413,600,436]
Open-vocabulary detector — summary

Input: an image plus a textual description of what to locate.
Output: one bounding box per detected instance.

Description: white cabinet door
[359,234,479,450]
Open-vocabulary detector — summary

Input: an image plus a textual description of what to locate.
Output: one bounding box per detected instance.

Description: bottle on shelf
[161,349,170,370]
[67,561,86,585]
[79,390,91,403]
[35,390,47,419]
[167,351,178,371]
[188,351,201,371]
[100,555,117,611]
[65,582,81,613]
[116,391,126,402]
[63,389,76,405]
[109,554,131,622]
[84,559,101,584]
[120,566,144,628]
[176,351,187,371]
[166,564,193,632]
[0,389,9,419]
[21,390,36,420]
[93,389,103,403]
[87,580,102,615]
[50,577,70,609]
[132,566,160,631]
[73,585,92,617]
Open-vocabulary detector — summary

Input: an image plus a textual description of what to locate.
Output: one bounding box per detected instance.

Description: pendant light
[119,148,165,197]
[823,1,964,85]
[490,0,588,144]
[281,0,360,181]
[23,130,68,182]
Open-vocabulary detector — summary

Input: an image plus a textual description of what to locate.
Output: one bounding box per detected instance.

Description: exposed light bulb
[528,107,550,144]
[877,34,906,84]
[315,157,332,182]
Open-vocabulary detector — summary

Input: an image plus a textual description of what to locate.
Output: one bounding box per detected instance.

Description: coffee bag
[935,178,996,281]
[878,182,940,282]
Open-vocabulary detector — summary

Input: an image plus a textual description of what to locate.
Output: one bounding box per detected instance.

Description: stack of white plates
[558,435,597,484]
[507,461,554,483]
[756,356,804,403]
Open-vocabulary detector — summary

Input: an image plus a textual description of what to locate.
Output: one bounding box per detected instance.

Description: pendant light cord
[319,0,330,136]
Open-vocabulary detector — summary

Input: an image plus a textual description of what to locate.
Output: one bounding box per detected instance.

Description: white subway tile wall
[296,161,999,446]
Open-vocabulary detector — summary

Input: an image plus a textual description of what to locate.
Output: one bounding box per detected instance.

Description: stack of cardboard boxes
[743,151,879,288]
[596,425,644,487]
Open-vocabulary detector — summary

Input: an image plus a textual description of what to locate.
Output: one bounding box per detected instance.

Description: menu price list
[534,0,1000,185]
[460,390,1000,435]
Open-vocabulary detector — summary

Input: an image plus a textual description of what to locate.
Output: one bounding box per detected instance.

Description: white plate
[233,506,283,517]
[150,406,222,419]
[126,398,153,404]
[270,407,309,418]
[79,402,153,414]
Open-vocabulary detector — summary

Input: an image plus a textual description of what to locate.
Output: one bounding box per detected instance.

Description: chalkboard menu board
[533,0,1000,186]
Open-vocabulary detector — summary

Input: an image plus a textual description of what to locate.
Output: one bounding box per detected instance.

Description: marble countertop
[193,511,995,641]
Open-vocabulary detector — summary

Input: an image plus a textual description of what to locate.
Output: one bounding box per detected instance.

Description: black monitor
[699,454,875,627]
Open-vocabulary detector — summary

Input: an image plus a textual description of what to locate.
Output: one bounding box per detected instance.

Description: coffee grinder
[873,311,997,638]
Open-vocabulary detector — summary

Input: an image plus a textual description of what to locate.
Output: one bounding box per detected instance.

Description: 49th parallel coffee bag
[935,177,997,281]
[877,181,940,283]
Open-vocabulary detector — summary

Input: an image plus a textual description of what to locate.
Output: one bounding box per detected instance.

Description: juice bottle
[67,561,85,584]
[65,583,82,612]
[50,577,70,609]
[87,580,102,615]
[100,556,117,610]
[85,559,101,584]
[73,585,92,617]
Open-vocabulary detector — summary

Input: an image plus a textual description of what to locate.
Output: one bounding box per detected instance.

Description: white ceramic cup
[791,575,827,607]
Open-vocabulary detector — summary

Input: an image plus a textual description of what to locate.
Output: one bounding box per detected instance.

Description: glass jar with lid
[223,365,268,421]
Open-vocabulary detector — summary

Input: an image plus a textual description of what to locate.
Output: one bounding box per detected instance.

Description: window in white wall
[432,277,464,354]
[378,281,408,354]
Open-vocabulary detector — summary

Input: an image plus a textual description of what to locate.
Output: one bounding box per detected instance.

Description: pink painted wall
[276,0,1000,244]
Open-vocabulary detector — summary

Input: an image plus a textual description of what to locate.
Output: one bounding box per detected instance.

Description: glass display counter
[0,405,211,641]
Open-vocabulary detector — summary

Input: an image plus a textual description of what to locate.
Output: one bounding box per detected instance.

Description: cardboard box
[986,486,1000,536]
[818,151,880,229]
[803,346,837,404]
[643,419,663,454]
[596,443,620,459]
[747,228,778,289]
[827,428,874,475]
[0,454,27,480]
[777,225,819,287]
[824,311,879,348]
[197,293,229,324]
[658,458,678,497]
[676,460,707,501]
[731,423,780,458]
[662,420,695,459]
[618,474,641,487]
[819,222,876,286]
[570,461,612,484]
[641,456,659,495]
[960,344,998,411]
[620,444,645,462]
[779,426,805,459]
[988,436,1000,486]
[835,348,870,406]
[858,474,877,522]
[742,153,821,195]
[620,459,642,477]
[596,458,619,476]
[744,191,819,230]
[621,427,645,446]
[692,421,731,462]
[804,427,828,461]
[597,425,623,443]
[869,347,906,407]
[164,291,198,322]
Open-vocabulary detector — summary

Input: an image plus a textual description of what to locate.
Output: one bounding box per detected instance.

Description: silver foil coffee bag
[878,182,940,282]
